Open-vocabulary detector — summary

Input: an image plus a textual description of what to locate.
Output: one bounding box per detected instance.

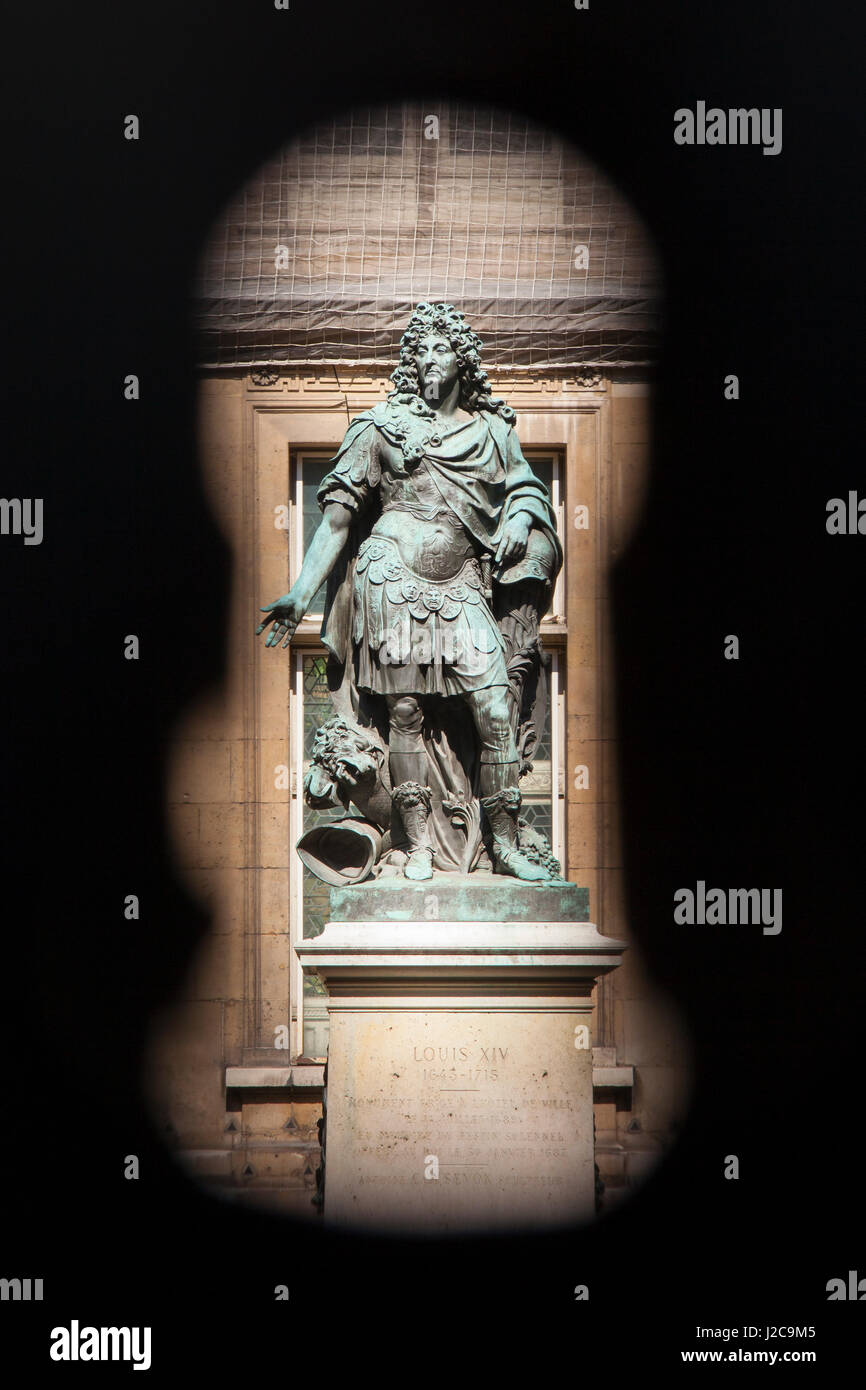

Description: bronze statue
[257,303,562,884]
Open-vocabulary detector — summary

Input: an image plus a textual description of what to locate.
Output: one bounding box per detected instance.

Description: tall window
[294,652,334,1059]
[289,449,566,1059]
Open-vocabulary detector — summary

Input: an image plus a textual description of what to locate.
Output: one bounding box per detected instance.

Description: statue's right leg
[469,684,549,882]
[386,694,433,881]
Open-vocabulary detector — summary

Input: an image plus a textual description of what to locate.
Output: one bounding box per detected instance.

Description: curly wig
[387,302,515,423]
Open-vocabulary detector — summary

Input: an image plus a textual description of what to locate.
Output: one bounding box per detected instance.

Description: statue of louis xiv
[257,303,562,885]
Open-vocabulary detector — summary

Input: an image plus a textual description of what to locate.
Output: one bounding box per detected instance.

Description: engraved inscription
[328,1009,595,1229]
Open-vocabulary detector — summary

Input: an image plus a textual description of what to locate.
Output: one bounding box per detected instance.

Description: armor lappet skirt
[352,534,508,697]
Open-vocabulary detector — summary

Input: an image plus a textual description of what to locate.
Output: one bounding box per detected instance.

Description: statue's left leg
[471,685,548,882]
[386,693,434,882]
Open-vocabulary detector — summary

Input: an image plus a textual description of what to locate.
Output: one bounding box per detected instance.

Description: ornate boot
[391,781,434,881]
[481,786,549,882]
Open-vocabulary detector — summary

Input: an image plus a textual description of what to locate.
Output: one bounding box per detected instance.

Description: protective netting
[194,101,661,370]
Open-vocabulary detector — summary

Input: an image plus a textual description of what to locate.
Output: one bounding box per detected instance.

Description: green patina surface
[261,303,565,893]
[329,873,589,923]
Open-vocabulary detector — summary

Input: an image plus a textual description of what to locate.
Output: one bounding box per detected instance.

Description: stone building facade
[144,102,692,1219]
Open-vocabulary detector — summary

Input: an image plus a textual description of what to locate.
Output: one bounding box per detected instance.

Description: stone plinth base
[328,873,590,924]
[296,912,626,1236]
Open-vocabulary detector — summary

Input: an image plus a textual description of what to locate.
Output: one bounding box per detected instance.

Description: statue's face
[414,332,459,404]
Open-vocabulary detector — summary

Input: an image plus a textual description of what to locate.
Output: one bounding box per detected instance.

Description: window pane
[302,654,337,945]
[301,458,331,613]
[301,655,335,1057]
[528,455,553,499]
[515,458,558,867]
[519,751,555,867]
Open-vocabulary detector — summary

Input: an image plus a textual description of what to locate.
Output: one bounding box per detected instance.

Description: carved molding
[236,367,609,393]
[241,370,608,409]
[574,368,603,388]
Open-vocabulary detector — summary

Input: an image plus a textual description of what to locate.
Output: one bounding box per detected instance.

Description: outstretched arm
[256,502,353,648]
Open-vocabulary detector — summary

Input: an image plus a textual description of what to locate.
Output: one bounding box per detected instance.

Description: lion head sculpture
[303,715,391,827]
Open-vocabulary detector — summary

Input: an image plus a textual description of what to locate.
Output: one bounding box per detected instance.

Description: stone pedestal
[296,876,626,1236]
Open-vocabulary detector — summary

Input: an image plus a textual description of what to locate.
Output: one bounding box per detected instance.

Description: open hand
[256,591,306,648]
[495,512,532,567]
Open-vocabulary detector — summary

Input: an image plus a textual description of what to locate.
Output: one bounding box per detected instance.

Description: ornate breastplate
[354,534,485,626]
